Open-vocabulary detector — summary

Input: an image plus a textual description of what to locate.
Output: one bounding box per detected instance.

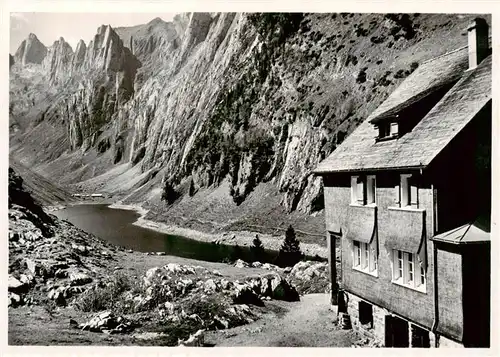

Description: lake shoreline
[107,203,329,259]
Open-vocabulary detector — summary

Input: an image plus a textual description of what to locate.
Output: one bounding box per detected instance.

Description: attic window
[376,122,399,141]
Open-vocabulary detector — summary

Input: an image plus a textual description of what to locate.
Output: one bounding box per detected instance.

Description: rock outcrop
[71,40,87,72]
[14,33,47,65]
[9,167,54,234]
[42,37,74,83]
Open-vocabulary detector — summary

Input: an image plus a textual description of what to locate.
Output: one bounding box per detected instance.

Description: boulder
[144,267,161,285]
[24,258,38,275]
[8,275,29,294]
[220,279,232,291]
[55,269,68,278]
[251,261,262,268]
[163,301,175,314]
[204,279,217,292]
[79,311,133,333]
[212,270,223,277]
[8,292,23,307]
[262,263,278,270]
[71,243,89,256]
[48,288,66,306]
[267,274,300,302]
[69,272,92,286]
[9,231,19,242]
[25,229,43,241]
[234,259,248,268]
[232,283,264,306]
[19,273,34,286]
[178,329,205,347]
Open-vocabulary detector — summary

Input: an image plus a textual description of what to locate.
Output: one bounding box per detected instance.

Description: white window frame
[366,175,376,205]
[351,175,376,206]
[391,249,426,292]
[353,239,378,277]
[390,122,399,136]
[377,122,398,139]
[397,174,419,208]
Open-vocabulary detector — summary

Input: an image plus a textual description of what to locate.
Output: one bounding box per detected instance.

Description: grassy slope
[9,160,75,206]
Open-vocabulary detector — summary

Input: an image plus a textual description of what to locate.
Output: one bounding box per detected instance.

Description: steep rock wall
[9,13,488,233]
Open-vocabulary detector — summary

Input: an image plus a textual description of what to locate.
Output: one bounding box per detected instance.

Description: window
[351,175,376,205]
[359,301,374,327]
[390,122,399,136]
[396,174,419,208]
[378,123,390,138]
[353,240,378,276]
[392,249,426,291]
[376,121,399,141]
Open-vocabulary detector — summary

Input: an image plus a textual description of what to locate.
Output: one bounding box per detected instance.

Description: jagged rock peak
[42,37,74,82]
[148,17,165,24]
[14,33,47,65]
[172,13,191,35]
[180,12,213,55]
[84,24,140,73]
[72,40,87,70]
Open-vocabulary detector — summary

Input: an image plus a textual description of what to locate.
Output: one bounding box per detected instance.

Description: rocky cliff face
[42,37,74,84]
[10,24,141,165]
[14,33,47,65]
[10,13,488,236]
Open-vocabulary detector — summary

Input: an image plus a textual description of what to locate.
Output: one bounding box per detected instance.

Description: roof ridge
[422,34,493,65]
[421,45,467,65]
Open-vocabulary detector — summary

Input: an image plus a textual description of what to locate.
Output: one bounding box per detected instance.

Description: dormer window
[376,121,399,141]
[371,80,458,143]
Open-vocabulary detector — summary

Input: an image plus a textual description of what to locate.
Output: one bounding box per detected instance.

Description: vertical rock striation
[42,37,74,84]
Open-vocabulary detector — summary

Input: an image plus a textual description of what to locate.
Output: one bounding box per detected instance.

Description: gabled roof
[314,52,492,174]
[369,46,469,124]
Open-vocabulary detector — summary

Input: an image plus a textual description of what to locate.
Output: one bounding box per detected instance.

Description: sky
[10,12,175,54]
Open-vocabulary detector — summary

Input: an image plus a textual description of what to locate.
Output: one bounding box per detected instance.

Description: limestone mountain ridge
[9,13,488,239]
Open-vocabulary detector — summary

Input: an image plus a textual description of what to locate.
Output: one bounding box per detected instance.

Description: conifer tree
[250,234,265,262]
[276,225,304,267]
[188,178,195,197]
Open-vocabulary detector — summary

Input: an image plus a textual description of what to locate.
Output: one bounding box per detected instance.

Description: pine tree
[276,225,304,267]
[188,178,195,197]
[250,234,265,262]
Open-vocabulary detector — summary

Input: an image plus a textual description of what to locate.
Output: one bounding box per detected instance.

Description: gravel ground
[206,294,358,347]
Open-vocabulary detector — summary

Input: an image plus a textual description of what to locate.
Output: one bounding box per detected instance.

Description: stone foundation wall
[344,291,462,348]
[346,292,386,344]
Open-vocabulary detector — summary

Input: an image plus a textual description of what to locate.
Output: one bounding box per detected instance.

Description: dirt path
[206,293,358,347]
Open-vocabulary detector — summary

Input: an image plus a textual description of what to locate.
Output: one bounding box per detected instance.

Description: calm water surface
[53,204,282,264]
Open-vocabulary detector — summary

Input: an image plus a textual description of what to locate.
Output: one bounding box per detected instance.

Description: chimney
[467,17,489,70]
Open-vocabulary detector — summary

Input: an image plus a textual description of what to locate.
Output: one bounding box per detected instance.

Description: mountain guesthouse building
[314,18,491,348]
